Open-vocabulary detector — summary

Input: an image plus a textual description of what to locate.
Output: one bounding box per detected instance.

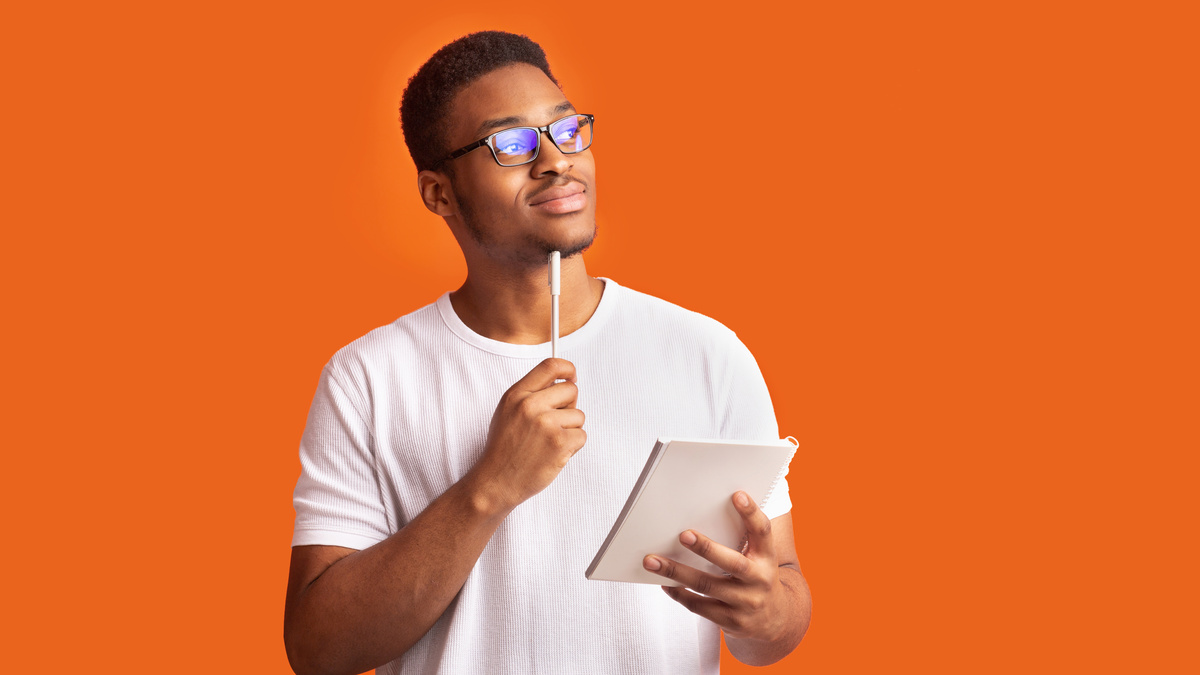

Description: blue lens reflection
[552,117,580,144]
[493,128,538,159]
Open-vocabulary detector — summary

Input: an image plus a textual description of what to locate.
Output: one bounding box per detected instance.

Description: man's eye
[498,141,530,154]
[553,126,579,143]
[493,130,535,155]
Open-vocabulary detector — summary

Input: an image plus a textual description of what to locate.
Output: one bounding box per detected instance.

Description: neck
[449,255,604,345]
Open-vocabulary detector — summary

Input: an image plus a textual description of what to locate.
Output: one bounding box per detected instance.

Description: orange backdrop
[2,1,1196,673]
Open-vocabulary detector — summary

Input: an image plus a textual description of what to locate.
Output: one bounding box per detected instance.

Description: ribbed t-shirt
[292,278,789,674]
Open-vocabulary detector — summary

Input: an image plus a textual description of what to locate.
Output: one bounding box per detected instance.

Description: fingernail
[643,556,661,571]
[680,530,697,546]
[736,492,750,507]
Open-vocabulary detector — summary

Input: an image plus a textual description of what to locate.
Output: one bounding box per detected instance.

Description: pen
[548,251,560,359]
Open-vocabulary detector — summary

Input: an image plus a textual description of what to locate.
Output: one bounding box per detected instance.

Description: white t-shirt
[292,278,789,675]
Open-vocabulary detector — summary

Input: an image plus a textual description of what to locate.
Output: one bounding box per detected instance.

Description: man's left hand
[642,491,791,642]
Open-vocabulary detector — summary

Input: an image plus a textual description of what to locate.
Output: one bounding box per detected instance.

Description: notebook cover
[586,437,797,586]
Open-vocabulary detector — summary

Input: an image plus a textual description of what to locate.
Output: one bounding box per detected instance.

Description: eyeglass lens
[490,115,593,166]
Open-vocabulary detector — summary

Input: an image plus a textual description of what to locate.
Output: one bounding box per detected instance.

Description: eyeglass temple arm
[445,138,491,161]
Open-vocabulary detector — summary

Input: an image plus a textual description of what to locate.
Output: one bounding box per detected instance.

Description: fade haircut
[400,31,559,173]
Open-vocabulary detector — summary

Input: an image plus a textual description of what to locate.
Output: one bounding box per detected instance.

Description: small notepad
[586,437,798,586]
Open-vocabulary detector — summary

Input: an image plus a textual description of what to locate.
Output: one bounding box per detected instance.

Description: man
[284,31,811,675]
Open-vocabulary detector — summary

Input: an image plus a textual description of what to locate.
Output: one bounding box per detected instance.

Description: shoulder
[608,281,742,349]
[322,298,445,392]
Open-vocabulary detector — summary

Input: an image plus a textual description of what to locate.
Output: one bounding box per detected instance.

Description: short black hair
[400,31,559,173]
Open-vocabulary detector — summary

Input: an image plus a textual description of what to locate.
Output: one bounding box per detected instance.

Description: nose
[530,131,572,178]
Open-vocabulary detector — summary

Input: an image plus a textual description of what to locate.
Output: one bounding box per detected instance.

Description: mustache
[527,176,588,202]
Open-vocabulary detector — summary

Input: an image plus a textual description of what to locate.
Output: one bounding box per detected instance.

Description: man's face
[440,63,597,267]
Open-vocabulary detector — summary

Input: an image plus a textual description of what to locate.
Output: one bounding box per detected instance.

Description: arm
[642,493,812,666]
[284,358,586,675]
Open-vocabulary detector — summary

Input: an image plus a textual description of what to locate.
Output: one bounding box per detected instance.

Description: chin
[556,237,593,259]
[534,221,596,260]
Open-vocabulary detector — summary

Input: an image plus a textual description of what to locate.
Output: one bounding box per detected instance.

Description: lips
[530,182,585,205]
[529,182,587,213]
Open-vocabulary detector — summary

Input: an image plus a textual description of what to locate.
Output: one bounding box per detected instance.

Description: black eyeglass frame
[441,113,595,167]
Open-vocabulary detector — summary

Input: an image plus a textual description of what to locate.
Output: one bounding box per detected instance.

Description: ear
[417,170,456,217]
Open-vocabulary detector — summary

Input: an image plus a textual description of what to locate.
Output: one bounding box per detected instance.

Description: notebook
[586,436,798,586]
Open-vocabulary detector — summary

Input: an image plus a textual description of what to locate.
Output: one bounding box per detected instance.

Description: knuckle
[694,575,713,596]
[747,595,765,613]
[554,451,571,469]
[694,538,712,558]
[498,390,515,409]
[662,561,679,580]
[754,518,772,538]
[517,396,538,417]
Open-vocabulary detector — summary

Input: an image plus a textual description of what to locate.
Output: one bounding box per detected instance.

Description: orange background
[2,1,1196,673]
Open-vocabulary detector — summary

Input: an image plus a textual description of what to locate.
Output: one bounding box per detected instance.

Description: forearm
[725,566,812,666]
[285,471,512,675]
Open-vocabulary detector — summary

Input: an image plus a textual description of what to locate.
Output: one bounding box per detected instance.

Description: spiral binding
[737,436,799,555]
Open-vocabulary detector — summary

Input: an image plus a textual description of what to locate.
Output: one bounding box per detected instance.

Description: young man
[284,31,811,675]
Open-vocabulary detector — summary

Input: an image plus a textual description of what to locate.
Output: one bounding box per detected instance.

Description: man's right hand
[469,358,586,513]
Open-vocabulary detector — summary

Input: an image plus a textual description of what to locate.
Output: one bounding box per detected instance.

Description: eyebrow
[473,101,576,138]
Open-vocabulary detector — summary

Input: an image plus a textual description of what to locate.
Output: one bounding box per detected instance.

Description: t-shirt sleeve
[291,363,390,550]
[719,334,793,520]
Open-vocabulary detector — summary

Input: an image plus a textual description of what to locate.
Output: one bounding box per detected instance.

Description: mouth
[529,181,587,214]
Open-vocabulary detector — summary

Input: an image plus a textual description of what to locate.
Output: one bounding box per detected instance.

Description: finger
[642,555,734,602]
[528,380,580,410]
[544,407,585,430]
[661,586,738,631]
[560,427,587,455]
[733,492,776,560]
[514,358,577,392]
[677,529,754,580]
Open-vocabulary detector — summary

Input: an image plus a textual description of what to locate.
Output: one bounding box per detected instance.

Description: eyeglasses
[442,113,595,167]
